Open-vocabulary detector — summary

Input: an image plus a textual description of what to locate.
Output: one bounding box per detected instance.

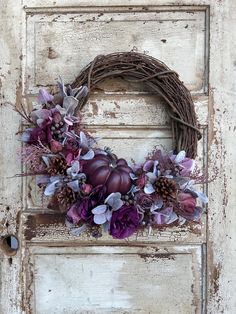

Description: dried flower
[109,205,139,239]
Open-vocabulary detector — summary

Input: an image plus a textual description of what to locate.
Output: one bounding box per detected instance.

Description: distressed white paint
[27,245,202,314]
[25,8,207,93]
[0,1,236,314]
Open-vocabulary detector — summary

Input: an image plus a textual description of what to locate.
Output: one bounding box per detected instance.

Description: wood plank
[24,8,207,94]
[23,245,203,314]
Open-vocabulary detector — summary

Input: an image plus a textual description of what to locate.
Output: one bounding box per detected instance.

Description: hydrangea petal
[92,205,107,215]
[94,213,107,224]
[81,149,95,160]
[146,172,157,184]
[144,183,155,194]
[174,150,186,163]
[67,180,80,192]
[44,179,60,196]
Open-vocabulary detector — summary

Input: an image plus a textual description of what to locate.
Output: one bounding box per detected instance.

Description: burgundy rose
[178,193,196,213]
[50,139,63,153]
[135,192,153,210]
[67,186,106,224]
[177,192,201,220]
[28,125,51,145]
[136,174,147,189]
[109,205,139,239]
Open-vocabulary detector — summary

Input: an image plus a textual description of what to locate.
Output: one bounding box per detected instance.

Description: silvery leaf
[174,150,186,163]
[71,160,80,174]
[80,131,88,148]
[74,85,88,100]
[105,192,123,210]
[63,96,78,115]
[103,221,110,233]
[166,212,178,224]
[150,199,163,212]
[153,160,159,176]
[146,172,157,184]
[57,76,67,97]
[21,130,31,142]
[42,156,50,167]
[144,183,155,194]
[69,224,88,236]
[130,173,137,180]
[36,175,50,185]
[81,149,95,160]
[113,199,124,210]
[180,179,195,190]
[50,175,62,182]
[55,104,66,115]
[64,116,74,126]
[178,216,186,225]
[37,118,45,127]
[77,173,86,180]
[44,179,60,196]
[105,210,112,221]
[67,180,80,192]
[128,185,140,196]
[92,205,107,215]
[93,213,107,225]
[165,174,173,179]
[195,190,208,204]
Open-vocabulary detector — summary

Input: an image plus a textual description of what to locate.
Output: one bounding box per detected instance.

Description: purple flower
[177,192,201,221]
[66,202,82,224]
[109,205,139,239]
[28,125,51,144]
[170,151,195,176]
[67,186,105,224]
[135,192,153,211]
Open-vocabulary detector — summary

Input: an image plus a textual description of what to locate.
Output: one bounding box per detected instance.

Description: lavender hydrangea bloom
[91,192,124,225]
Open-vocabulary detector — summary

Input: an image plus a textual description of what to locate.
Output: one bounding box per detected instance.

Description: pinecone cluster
[56,186,77,208]
[50,119,66,141]
[46,156,68,176]
[121,194,135,206]
[155,177,177,203]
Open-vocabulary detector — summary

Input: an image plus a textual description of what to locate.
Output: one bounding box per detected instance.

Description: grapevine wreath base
[16,52,207,239]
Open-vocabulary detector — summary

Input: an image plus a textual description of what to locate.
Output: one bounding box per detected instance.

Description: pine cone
[47,156,68,175]
[56,186,77,208]
[155,177,177,203]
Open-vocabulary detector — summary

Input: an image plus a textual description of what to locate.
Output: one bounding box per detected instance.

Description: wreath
[16,52,207,239]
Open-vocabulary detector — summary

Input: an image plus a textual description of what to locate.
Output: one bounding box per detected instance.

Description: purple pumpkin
[83,154,133,195]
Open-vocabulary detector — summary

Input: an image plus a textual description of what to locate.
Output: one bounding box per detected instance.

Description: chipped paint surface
[0,0,235,313]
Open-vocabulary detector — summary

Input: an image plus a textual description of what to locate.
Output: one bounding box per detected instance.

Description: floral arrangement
[17,78,207,239]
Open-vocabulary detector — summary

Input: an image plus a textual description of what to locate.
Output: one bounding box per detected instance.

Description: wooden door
[0,1,235,313]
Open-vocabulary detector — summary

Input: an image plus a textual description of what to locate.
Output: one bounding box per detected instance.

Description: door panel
[24,246,203,314]
[0,1,235,314]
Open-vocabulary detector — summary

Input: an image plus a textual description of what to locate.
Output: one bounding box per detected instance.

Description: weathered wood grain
[25,8,207,94]
[0,1,235,314]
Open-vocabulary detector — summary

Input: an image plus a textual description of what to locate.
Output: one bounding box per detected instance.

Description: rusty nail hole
[0,235,19,256]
